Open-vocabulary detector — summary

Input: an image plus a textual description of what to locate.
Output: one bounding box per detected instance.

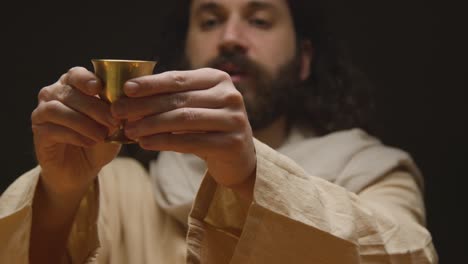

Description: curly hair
[150,0,376,136]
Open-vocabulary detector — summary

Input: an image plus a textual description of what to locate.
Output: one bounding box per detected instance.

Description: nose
[218,17,248,55]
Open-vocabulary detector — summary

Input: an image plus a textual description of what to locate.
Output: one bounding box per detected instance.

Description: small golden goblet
[91,59,157,144]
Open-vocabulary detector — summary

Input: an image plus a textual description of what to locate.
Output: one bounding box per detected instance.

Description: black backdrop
[2,0,467,262]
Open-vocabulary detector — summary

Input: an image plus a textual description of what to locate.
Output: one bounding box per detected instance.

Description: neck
[253,116,288,149]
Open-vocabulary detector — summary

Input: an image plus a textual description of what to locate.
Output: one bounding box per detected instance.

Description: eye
[249,17,272,29]
[200,18,220,30]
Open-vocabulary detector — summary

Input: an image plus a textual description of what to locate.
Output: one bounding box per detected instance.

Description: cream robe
[0,128,438,263]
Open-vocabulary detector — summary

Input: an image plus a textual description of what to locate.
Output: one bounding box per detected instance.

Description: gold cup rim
[91,59,157,64]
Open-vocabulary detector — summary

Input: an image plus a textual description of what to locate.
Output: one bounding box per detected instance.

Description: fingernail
[124,82,139,96]
[87,80,100,94]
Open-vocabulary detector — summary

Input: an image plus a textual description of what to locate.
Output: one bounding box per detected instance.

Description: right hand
[31,67,121,199]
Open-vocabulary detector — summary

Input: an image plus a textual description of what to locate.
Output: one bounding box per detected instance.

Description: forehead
[190,0,289,12]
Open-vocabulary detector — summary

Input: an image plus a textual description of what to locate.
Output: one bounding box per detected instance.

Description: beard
[179,50,303,130]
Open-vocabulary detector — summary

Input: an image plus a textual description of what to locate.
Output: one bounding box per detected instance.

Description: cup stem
[105,119,136,144]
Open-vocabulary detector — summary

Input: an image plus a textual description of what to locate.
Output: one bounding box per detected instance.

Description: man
[0,0,437,263]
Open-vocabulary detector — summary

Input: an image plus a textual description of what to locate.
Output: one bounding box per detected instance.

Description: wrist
[38,172,95,211]
[228,166,256,202]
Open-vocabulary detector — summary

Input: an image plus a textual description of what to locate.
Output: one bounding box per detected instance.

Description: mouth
[216,63,248,83]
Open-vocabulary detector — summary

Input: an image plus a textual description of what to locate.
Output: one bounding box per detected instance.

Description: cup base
[106,129,137,144]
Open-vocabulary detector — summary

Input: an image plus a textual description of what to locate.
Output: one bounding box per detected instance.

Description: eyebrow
[193,1,276,16]
[193,2,222,16]
[247,1,275,11]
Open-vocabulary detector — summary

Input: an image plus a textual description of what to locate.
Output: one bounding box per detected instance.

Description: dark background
[2,0,466,262]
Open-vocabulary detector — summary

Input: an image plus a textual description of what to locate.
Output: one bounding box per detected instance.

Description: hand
[31,67,121,199]
[112,68,256,189]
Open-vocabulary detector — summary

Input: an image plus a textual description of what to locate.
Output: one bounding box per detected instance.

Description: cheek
[250,31,297,75]
[185,31,219,69]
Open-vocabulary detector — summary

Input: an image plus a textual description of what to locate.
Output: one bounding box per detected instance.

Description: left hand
[111,68,256,189]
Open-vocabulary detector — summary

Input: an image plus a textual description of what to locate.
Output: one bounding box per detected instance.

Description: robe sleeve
[186,139,438,263]
[0,157,188,264]
[0,166,101,264]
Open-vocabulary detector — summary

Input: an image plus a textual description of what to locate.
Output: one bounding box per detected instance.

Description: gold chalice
[91,59,157,144]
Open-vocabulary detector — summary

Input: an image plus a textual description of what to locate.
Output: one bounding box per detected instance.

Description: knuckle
[57,85,74,102]
[30,107,40,123]
[30,124,40,134]
[67,66,84,75]
[140,142,153,150]
[204,67,229,81]
[139,137,156,150]
[58,73,68,84]
[31,124,42,136]
[204,68,230,83]
[230,112,248,128]
[31,124,50,138]
[223,90,244,106]
[225,133,245,150]
[65,67,86,83]
[169,93,188,109]
[42,100,62,115]
[37,86,52,102]
[170,71,186,89]
[217,70,231,82]
[180,108,199,122]
[65,67,78,80]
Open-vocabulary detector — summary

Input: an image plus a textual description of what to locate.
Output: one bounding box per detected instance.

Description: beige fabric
[151,127,424,229]
[0,129,438,263]
[0,159,187,264]
[187,139,437,263]
[0,166,41,264]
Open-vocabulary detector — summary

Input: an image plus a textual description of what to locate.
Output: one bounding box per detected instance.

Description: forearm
[29,177,87,264]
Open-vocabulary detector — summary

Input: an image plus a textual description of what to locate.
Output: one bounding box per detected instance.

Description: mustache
[207,51,263,75]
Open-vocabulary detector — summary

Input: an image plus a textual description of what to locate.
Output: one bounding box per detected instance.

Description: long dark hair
[151,0,376,136]
[287,0,376,135]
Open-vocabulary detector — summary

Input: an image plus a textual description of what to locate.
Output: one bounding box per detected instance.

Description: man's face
[185,0,308,130]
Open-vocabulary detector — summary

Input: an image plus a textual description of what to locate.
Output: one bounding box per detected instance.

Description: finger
[112,87,236,119]
[32,123,97,148]
[32,100,109,142]
[123,68,230,97]
[61,66,103,96]
[137,132,246,158]
[39,83,119,129]
[124,108,248,138]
